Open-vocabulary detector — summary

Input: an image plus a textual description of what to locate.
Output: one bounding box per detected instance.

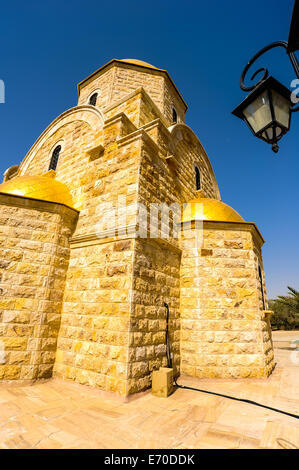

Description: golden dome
[0,172,74,208]
[120,59,157,69]
[182,197,244,223]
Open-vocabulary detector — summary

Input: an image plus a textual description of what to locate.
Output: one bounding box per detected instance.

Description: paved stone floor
[0,330,298,449]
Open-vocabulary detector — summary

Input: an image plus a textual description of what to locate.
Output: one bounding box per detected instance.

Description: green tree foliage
[270,286,299,330]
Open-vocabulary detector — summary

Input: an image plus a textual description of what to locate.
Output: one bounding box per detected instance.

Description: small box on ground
[152,367,174,398]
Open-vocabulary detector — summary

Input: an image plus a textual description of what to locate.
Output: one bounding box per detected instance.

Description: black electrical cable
[164,302,173,369]
[163,303,299,421]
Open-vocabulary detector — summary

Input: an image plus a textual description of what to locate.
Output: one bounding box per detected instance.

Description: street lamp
[232,0,299,153]
[232,76,292,153]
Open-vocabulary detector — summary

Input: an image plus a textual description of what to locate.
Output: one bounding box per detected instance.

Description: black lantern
[232,1,299,153]
[232,76,292,153]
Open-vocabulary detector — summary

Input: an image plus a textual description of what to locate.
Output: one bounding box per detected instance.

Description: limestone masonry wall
[23,119,101,212]
[105,90,165,128]
[53,238,134,396]
[127,239,181,394]
[180,222,274,379]
[78,66,115,110]
[0,194,77,382]
[78,62,186,125]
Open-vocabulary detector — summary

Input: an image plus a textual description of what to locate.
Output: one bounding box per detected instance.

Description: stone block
[152,367,174,398]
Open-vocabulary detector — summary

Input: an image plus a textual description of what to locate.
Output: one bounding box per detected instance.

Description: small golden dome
[182,197,244,223]
[120,59,157,69]
[0,172,74,208]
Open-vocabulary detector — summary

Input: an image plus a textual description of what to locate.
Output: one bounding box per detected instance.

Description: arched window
[49,145,61,171]
[258,265,265,310]
[195,166,201,190]
[89,93,98,106]
[172,107,177,123]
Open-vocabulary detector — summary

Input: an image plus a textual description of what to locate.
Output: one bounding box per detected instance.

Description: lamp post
[232,0,299,153]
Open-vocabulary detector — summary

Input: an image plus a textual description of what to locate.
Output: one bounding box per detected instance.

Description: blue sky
[0,0,298,298]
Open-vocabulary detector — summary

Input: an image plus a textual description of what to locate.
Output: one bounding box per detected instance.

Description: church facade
[0,59,274,396]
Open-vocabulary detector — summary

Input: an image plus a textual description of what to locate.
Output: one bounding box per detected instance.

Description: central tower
[77,58,188,126]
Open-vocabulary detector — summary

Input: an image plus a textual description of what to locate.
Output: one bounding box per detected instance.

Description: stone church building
[0,59,274,396]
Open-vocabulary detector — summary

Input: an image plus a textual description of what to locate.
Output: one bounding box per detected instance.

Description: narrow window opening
[172,107,177,123]
[49,145,61,171]
[89,93,98,106]
[195,166,201,190]
[258,265,265,310]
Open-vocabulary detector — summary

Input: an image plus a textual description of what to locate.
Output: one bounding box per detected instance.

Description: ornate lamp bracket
[240,40,299,112]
